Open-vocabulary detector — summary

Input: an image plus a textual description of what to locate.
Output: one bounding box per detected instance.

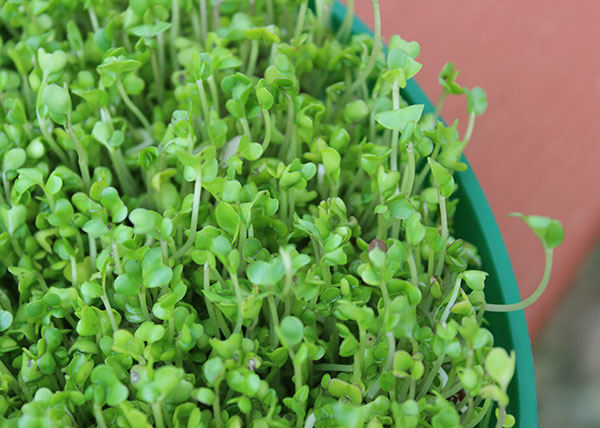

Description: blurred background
[350,1,600,426]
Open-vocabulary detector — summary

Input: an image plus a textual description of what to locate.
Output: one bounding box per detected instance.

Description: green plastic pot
[330,2,537,427]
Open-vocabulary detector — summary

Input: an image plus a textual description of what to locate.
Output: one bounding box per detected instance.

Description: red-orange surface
[352,1,600,343]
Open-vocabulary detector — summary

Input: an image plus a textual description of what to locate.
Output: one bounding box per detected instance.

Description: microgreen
[0,1,561,428]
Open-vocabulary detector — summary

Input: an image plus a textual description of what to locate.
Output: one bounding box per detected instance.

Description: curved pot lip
[330,2,537,427]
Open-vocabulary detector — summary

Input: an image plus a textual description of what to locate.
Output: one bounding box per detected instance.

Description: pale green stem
[385,332,396,371]
[314,0,327,44]
[199,0,208,42]
[112,240,123,274]
[495,406,506,428]
[203,263,222,339]
[279,93,295,161]
[267,295,280,348]
[434,194,448,276]
[463,112,476,146]
[288,347,303,398]
[66,118,91,191]
[93,404,108,428]
[413,143,441,194]
[246,40,259,76]
[294,2,309,40]
[152,402,165,428]
[261,109,272,151]
[353,326,366,385]
[341,0,381,102]
[240,117,252,140]
[117,79,152,131]
[230,273,244,335]
[173,174,202,259]
[170,0,180,68]
[390,80,400,172]
[2,172,11,207]
[407,248,419,288]
[37,114,68,164]
[88,6,100,32]
[440,275,463,324]
[70,256,79,286]
[213,382,222,428]
[207,75,220,114]
[434,91,447,123]
[101,273,118,332]
[150,49,164,103]
[464,398,492,428]
[266,0,274,23]
[416,355,444,399]
[314,363,353,372]
[89,236,97,269]
[20,73,33,112]
[486,248,553,312]
[195,79,210,122]
[336,0,355,41]
[190,9,201,41]
[157,29,166,86]
[369,90,379,143]
[400,141,416,195]
[139,289,151,322]
[107,148,136,195]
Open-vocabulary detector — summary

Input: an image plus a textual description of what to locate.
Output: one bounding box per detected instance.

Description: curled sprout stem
[486,248,554,312]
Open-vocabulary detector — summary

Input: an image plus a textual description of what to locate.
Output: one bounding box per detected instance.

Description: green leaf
[215,202,240,237]
[42,84,71,125]
[114,270,141,296]
[129,22,172,38]
[321,147,341,176]
[510,213,564,249]
[100,187,128,223]
[142,247,172,288]
[3,148,26,172]
[76,305,100,336]
[135,321,165,343]
[485,348,516,390]
[439,63,464,95]
[387,48,422,81]
[405,213,426,247]
[427,158,454,198]
[221,180,242,203]
[203,358,224,385]
[129,208,162,236]
[83,219,109,237]
[278,316,304,347]
[344,100,369,123]
[256,87,274,110]
[461,270,487,291]
[375,104,424,131]
[37,48,68,78]
[466,86,488,116]
[192,387,215,405]
[0,310,13,331]
[98,56,142,76]
[92,121,111,145]
[389,35,421,59]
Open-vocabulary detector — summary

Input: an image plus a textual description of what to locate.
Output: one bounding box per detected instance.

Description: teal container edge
[330,2,537,427]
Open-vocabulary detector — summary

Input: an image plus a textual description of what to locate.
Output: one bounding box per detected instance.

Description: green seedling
[0,1,560,428]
